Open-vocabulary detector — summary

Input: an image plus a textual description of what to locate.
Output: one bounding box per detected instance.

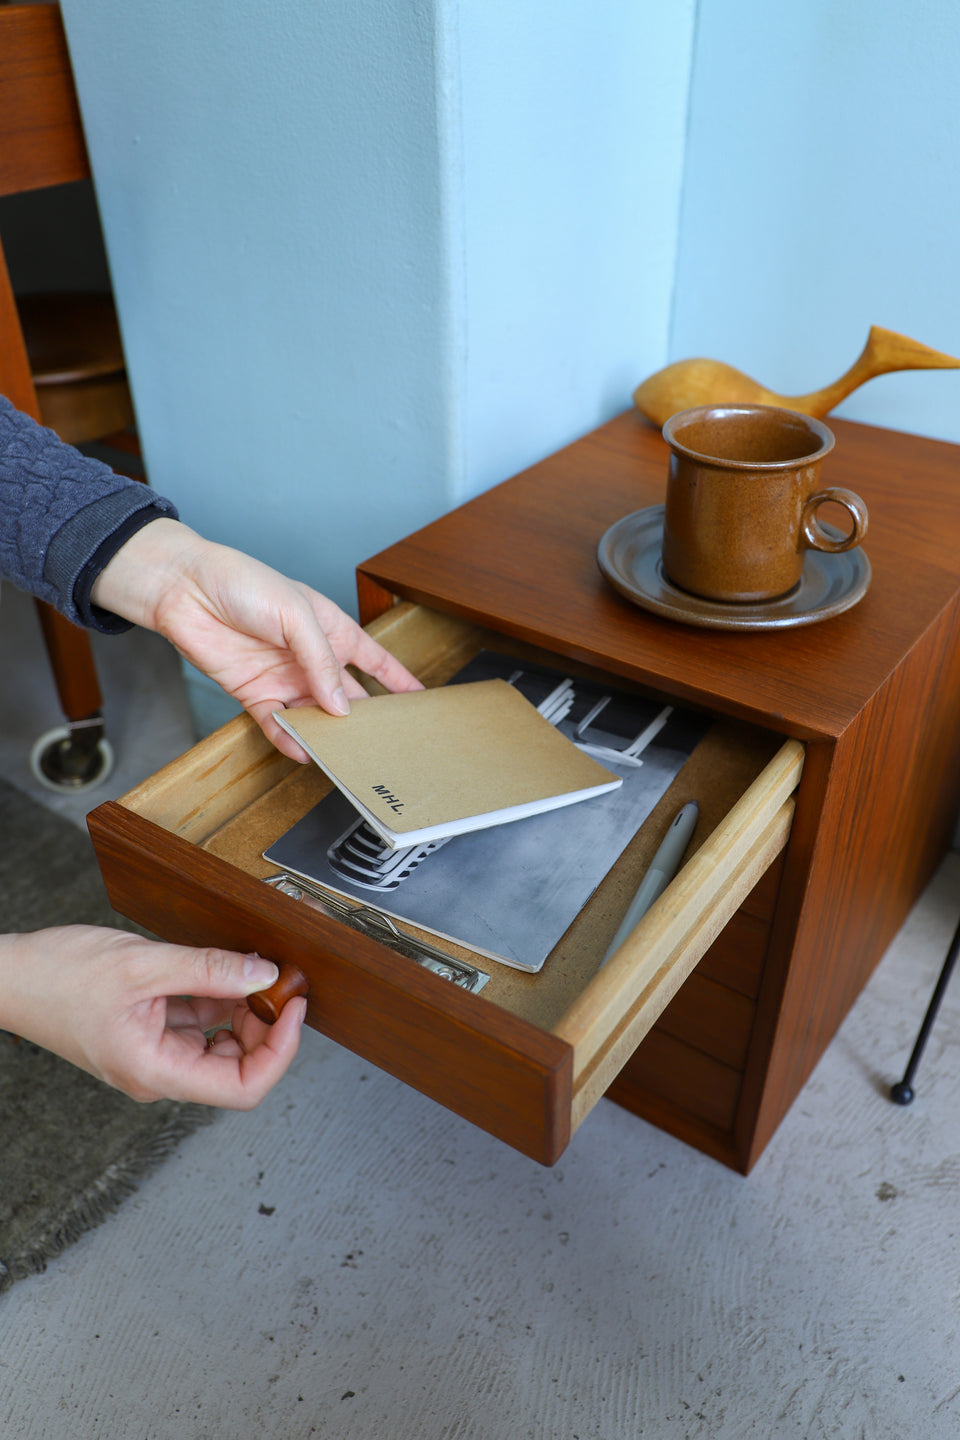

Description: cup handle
[801,487,869,554]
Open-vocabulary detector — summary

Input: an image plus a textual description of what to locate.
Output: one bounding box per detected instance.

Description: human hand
[90,519,423,762]
[0,927,305,1108]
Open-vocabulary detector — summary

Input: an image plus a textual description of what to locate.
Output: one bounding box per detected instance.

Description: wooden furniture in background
[0,2,133,787]
[19,290,135,447]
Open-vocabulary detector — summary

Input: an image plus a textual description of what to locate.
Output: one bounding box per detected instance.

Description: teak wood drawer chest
[89,411,960,1173]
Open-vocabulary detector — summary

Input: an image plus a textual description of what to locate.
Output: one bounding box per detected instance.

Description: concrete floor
[2,579,960,1439]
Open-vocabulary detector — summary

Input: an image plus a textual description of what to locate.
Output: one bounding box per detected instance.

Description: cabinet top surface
[357,412,960,738]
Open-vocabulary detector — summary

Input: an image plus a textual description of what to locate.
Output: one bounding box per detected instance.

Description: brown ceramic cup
[660,404,868,603]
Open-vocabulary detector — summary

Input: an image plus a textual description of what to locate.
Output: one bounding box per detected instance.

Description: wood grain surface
[358,410,960,1170]
[88,802,573,1165]
[0,4,103,721]
[0,5,89,198]
[357,411,960,740]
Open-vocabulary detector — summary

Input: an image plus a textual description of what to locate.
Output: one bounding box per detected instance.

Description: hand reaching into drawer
[89,518,424,763]
[0,927,306,1108]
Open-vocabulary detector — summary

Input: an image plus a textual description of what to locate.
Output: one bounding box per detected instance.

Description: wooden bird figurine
[633,326,960,427]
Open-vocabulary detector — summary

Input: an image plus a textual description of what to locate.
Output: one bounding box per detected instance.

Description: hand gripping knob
[246,962,309,1024]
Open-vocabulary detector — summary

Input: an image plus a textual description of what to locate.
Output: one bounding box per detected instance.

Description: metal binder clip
[263,873,490,994]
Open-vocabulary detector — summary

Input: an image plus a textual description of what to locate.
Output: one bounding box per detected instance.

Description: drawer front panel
[88,803,573,1165]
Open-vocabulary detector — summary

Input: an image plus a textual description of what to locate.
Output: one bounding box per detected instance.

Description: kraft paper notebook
[272,679,622,849]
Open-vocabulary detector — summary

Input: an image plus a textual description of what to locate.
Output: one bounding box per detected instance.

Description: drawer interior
[110,603,802,1144]
[197,708,779,1034]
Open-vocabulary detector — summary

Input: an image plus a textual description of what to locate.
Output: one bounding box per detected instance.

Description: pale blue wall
[59,0,454,623]
[59,0,695,625]
[671,0,960,442]
[56,0,960,631]
[455,5,695,497]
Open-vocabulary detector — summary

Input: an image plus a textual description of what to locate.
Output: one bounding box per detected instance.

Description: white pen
[601,800,700,965]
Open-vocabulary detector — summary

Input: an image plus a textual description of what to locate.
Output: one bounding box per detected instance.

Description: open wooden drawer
[87,604,803,1165]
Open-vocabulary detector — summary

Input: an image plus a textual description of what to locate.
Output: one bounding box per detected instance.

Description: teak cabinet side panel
[87,803,573,1165]
[356,571,399,628]
[737,596,960,1169]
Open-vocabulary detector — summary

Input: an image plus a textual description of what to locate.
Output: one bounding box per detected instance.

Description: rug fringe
[0,1103,216,1293]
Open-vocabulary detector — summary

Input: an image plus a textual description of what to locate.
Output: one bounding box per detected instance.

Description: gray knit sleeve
[0,395,178,632]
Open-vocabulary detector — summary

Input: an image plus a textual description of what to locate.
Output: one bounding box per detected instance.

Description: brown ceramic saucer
[597,505,871,631]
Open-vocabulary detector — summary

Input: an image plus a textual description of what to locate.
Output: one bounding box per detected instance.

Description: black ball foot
[890,1080,915,1105]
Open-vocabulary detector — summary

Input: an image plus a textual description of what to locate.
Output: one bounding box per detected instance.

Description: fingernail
[293,996,307,1024]
[244,955,279,990]
[331,686,350,716]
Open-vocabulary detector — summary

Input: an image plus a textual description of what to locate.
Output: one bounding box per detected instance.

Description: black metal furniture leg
[890,912,960,1105]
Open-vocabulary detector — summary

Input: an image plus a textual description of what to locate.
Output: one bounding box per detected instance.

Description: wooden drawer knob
[247,962,309,1024]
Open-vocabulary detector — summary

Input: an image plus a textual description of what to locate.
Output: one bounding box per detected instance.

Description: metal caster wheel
[29,721,115,792]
